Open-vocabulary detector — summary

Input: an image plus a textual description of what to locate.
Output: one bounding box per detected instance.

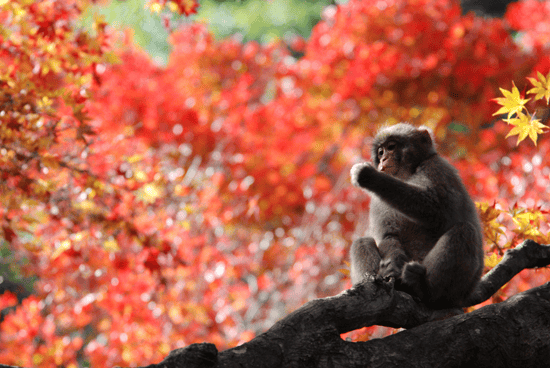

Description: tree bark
[139,240,550,368]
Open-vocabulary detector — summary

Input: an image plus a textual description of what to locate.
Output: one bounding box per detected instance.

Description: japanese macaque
[350,123,483,308]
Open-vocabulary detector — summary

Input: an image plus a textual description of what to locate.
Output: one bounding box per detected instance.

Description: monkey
[349,123,484,309]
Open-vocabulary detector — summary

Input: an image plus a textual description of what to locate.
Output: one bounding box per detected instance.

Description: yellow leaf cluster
[493,78,549,145]
[477,202,506,245]
[511,210,545,238]
[527,71,550,103]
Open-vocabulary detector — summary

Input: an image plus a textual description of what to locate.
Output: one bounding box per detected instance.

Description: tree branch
[138,240,550,368]
[464,239,550,306]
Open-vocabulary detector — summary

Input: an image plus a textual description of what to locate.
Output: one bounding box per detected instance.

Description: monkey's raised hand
[350,162,376,188]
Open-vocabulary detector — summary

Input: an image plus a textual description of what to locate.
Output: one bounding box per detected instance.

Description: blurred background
[84,0,340,65]
[2,0,550,367]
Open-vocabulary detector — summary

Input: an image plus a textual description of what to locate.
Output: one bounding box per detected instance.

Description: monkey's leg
[350,237,381,285]
[402,222,482,308]
[378,237,409,280]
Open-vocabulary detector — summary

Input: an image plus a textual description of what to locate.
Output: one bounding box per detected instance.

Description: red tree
[2,0,550,366]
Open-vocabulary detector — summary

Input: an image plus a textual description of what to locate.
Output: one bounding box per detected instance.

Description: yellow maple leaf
[527,71,550,104]
[512,211,538,226]
[511,210,545,238]
[484,253,501,269]
[504,112,547,145]
[493,82,530,118]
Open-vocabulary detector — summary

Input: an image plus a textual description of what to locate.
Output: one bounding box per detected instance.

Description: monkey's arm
[351,163,442,227]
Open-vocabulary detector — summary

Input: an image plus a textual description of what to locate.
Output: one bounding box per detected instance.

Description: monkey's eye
[377,147,384,158]
[387,142,397,151]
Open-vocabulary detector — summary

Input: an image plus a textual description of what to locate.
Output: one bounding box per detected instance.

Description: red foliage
[506,0,550,50]
[90,34,203,149]
[2,0,550,366]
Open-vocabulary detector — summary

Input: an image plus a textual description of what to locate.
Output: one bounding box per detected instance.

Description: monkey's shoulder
[415,156,460,182]
[411,156,469,195]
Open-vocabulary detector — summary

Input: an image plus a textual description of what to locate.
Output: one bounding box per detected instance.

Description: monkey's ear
[417,126,434,146]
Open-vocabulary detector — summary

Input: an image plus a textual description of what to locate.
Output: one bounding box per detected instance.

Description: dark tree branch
[137,241,550,368]
[464,239,550,306]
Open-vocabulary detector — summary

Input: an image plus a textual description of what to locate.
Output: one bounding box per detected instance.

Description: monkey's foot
[400,262,427,299]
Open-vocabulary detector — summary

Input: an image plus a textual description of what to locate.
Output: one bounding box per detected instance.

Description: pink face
[377,141,399,176]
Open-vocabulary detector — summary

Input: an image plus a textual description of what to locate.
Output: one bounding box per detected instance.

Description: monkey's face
[372,124,436,179]
[376,140,401,176]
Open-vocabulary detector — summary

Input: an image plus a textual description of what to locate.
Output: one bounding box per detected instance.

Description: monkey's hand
[351,162,376,188]
[378,255,407,280]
